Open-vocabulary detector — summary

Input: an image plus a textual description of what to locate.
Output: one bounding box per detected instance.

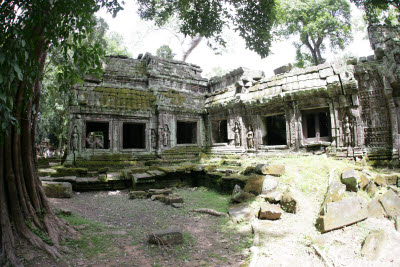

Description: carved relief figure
[151,129,157,149]
[162,124,170,147]
[71,125,79,152]
[247,124,254,149]
[233,121,241,147]
[343,115,353,147]
[86,132,104,149]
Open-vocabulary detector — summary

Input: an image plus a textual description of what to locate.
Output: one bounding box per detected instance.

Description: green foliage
[351,0,400,25]
[156,44,175,59]
[0,0,122,140]
[137,0,278,58]
[38,16,131,148]
[277,0,352,66]
[105,31,132,57]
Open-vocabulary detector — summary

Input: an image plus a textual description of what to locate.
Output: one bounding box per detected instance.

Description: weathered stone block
[281,191,298,214]
[42,181,72,198]
[255,164,285,176]
[228,202,254,223]
[129,190,147,199]
[359,174,370,190]
[367,198,386,218]
[322,181,346,206]
[319,68,334,78]
[258,203,282,220]
[374,174,386,186]
[380,189,400,218]
[366,182,378,197]
[150,194,166,202]
[317,197,368,233]
[265,191,282,204]
[148,227,184,245]
[244,175,264,195]
[361,230,387,260]
[341,168,359,192]
[164,195,184,205]
[231,185,255,203]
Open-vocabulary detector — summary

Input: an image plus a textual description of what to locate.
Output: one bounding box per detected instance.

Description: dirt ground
[17,188,252,267]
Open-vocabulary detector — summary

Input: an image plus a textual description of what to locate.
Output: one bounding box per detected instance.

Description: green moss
[52,167,88,177]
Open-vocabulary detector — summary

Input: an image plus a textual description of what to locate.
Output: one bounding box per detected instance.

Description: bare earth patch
[18,188,252,266]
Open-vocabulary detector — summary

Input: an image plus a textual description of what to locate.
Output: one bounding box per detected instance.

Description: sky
[97,2,374,78]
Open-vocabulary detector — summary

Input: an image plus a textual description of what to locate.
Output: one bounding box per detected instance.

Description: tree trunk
[0,29,79,267]
[303,33,319,66]
[181,34,203,62]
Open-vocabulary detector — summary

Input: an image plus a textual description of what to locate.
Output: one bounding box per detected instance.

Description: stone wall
[68,25,400,162]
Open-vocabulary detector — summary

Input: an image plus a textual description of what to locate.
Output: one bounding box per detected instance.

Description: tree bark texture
[0,29,79,267]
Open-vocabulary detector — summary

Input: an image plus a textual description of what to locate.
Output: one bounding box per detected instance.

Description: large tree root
[190,208,228,217]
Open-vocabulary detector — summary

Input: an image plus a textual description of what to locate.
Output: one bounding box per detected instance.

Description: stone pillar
[287,101,301,151]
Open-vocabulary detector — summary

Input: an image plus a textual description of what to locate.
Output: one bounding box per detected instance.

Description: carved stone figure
[343,115,352,147]
[71,125,79,152]
[151,129,157,149]
[233,122,241,147]
[86,132,103,149]
[162,124,170,147]
[247,125,254,149]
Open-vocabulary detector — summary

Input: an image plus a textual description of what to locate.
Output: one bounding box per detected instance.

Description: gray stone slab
[148,227,184,245]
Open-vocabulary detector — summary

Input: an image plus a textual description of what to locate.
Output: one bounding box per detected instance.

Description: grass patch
[60,213,120,259]
[177,187,231,213]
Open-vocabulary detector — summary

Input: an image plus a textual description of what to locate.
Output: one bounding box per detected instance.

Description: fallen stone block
[150,194,166,202]
[148,188,173,196]
[228,202,254,223]
[164,195,184,205]
[171,203,184,208]
[281,191,298,214]
[244,175,264,195]
[361,230,387,260]
[380,189,400,218]
[258,203,282,220]
[359,174,370,190]
[341,168,359,192]
[148,227,184,245]
[231,185,255,203]
[42,181,72,198]
[129,191,147,199]
[255,164,285,177]
[132,173,155,184]
[366,182,378,197]
[374,174,386,186]
[243,175,278,195]
[368,198,386,218]
[317,197,368,233]
[264,191,282,204]
[322,181,346,206]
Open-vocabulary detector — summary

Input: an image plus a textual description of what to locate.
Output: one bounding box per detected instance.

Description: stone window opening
[122,123,146,149]
[177,121,197,144]
[302,109,331,141]
[85,121,109,149]
[212,119,228,144]
[263,115,287,146]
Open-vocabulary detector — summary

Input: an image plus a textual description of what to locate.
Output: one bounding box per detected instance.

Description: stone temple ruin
[67,26,400,164]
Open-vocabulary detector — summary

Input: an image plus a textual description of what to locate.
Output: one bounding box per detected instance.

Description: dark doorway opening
[264,115,287,145]
[123,123,146,149]
[212,119,228,143]
[86,121,109,149]
[177,121,197,144]
[302,109,331,140]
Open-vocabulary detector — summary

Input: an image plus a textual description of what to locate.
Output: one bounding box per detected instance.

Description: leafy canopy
[277,0,352,66]
[156,44,176,59]
[0,0,122,138]
[351,0,400,25]
[137,0,278,58]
